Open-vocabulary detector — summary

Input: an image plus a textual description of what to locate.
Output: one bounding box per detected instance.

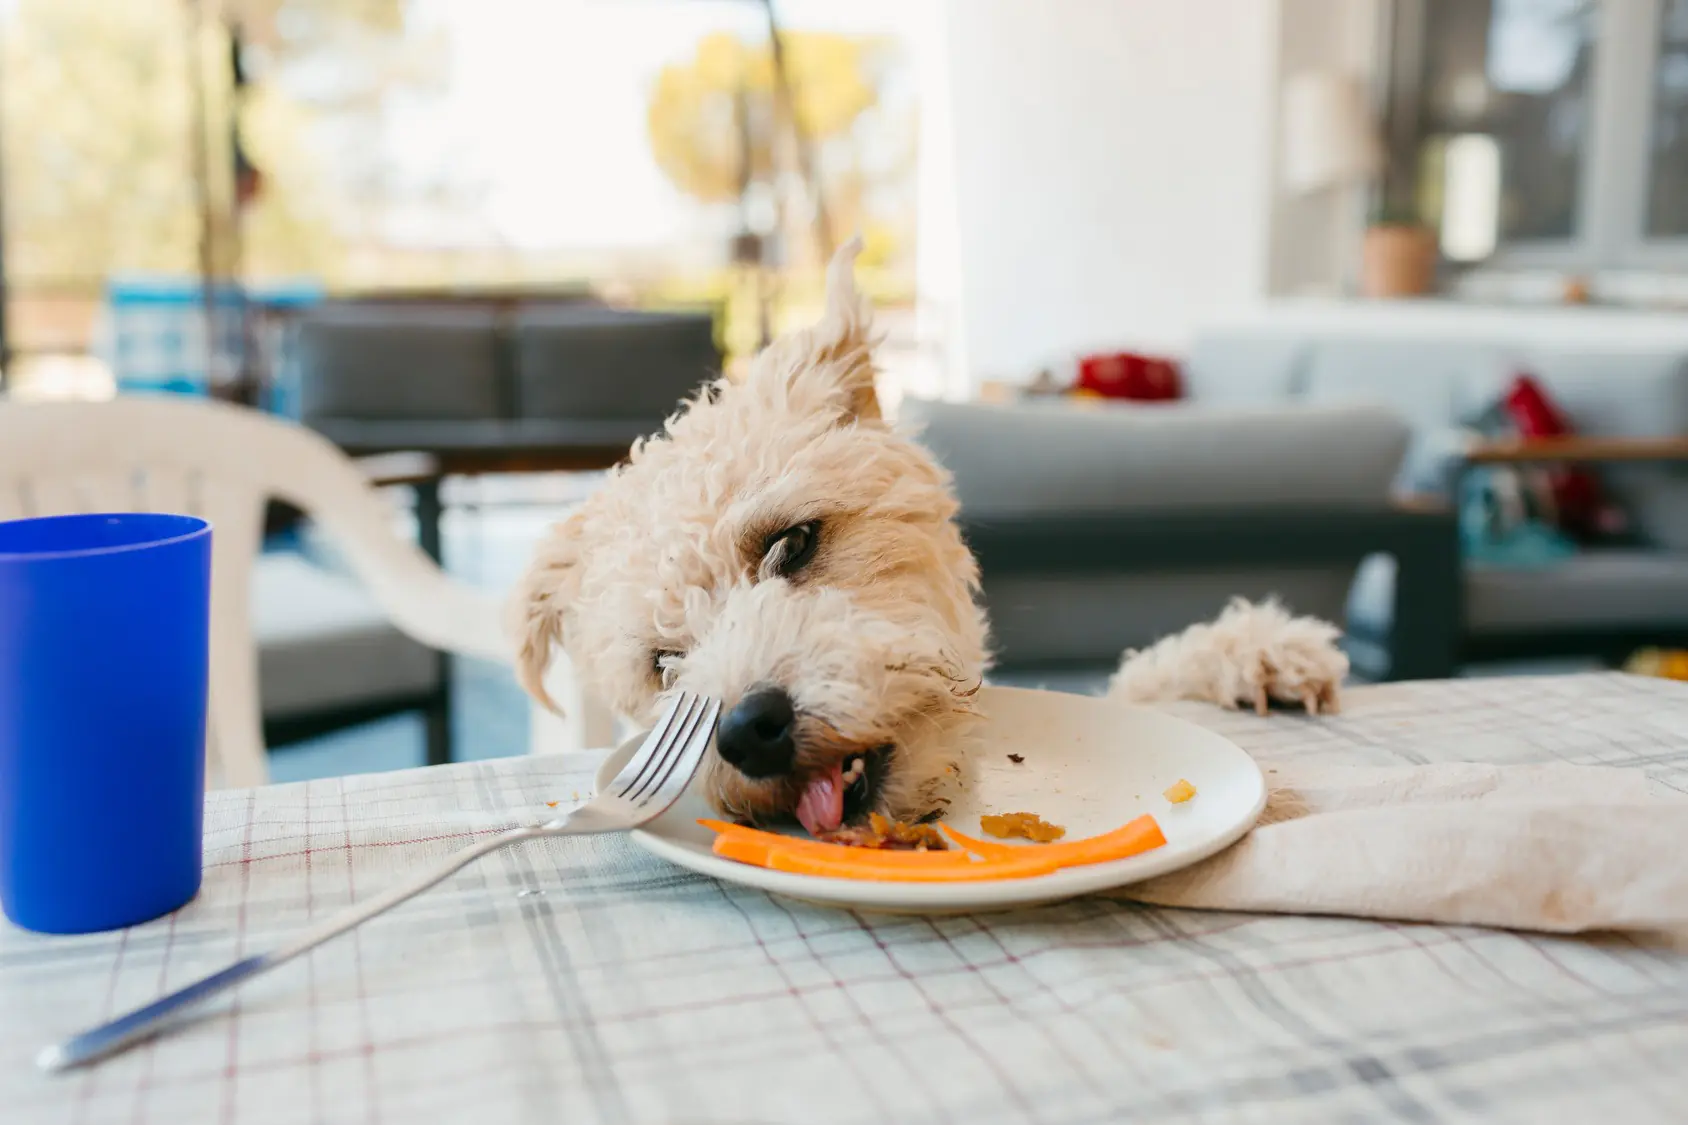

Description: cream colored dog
[514,242,1347,834]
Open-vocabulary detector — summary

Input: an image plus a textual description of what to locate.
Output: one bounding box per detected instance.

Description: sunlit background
[0,0,952,405]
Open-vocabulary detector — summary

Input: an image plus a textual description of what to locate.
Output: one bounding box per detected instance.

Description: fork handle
[39,823,556,1073]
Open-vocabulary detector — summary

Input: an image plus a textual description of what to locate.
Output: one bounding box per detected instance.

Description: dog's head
[513,240,988,833]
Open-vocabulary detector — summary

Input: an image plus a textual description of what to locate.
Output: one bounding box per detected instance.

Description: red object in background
[1075,352,1184,401]
[1501,373,1623,539]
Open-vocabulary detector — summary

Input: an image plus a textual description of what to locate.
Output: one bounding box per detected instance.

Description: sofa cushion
[1348,550,1688,637]
[901,399,1411,519]
[1518,348,1688,436]
[298,305,505,423]
[254,553,439,720]
[1182,330,1308,405]
[1299,339,1506,431]
[511,307,719,420]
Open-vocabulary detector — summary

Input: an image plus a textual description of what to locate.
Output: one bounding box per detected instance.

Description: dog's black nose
[716,687,796,778]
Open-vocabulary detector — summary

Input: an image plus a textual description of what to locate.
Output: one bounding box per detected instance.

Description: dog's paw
[1209,599,1348,716]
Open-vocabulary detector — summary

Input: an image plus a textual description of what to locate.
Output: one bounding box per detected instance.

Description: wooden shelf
[1465,435,1688,466]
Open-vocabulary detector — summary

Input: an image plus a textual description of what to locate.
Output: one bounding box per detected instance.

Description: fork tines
[614,692,720,806]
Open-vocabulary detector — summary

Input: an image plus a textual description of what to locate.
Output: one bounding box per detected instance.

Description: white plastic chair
[0,395,612,788]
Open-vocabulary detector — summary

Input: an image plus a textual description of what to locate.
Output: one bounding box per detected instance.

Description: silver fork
[38,691,721,1073]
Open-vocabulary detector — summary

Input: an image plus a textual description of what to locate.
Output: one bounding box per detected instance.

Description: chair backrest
[0,396,507,788]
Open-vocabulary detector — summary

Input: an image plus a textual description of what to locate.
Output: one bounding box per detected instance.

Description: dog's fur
[513,240,1348,827]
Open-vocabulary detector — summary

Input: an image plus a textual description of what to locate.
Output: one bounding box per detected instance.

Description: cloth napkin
[1119,762,1688,934]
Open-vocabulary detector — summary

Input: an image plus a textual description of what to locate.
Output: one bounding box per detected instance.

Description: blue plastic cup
[0,513,212,934]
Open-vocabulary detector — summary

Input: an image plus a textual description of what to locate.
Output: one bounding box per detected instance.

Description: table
[6,673,1688,1124]
[355,446,628,567]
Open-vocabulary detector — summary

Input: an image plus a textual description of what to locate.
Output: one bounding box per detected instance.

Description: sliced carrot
[941,814,1167,867]
[700,820,973,866]
[762,850,1059,882]
[711,834,778,866]
[704,815,1164,882]
[934,824,1024,861]
[1050,815,1167,866]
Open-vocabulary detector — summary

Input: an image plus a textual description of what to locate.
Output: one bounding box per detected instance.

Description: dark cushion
[299,305,504,423]
[512,307,719,420]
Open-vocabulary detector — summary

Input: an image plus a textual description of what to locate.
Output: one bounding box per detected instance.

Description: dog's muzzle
[715,687,889,835]
[715,687,797,778]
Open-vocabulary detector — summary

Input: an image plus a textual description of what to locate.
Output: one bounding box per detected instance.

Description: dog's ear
[815,235,881,422]
[510,513,585,712]
[750,234,882,424]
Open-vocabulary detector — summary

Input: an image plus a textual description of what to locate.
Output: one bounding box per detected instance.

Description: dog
[513,240,1348,835]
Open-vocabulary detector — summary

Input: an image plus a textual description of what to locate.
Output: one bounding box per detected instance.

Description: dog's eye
[765,520,821,577]
[652,649,682,685]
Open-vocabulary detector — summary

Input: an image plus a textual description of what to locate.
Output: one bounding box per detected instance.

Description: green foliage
[0,0,433,288]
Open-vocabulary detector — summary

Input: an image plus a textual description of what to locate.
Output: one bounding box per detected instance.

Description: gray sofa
[297,301,721,456]
[902,398,1457,688]
[1184,323,1688,671]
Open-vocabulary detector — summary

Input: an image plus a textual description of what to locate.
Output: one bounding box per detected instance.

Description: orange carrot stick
[933,826,1022,861]
[941,814,1167,867]
[761,849,1059,882]
[700,820,974,866]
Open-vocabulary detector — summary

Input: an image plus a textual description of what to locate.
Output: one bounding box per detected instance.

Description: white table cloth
[5,673,1687,1124]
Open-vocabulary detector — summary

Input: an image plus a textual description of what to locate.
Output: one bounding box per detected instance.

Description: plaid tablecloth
[5,673,1688,1125]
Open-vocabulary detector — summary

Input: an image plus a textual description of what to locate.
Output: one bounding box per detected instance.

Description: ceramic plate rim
[595,686,1266,912]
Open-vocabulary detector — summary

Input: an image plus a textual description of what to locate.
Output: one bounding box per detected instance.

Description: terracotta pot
[1360,224,1437,298]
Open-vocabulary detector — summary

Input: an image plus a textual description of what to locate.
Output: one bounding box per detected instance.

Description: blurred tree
[645,30,911,265]
[0,0,441,288]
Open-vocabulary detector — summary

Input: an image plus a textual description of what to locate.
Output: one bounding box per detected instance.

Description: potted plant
[1361,202,1437,298]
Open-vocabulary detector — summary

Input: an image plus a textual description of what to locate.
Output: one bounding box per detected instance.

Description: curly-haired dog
[513,241,1347,834]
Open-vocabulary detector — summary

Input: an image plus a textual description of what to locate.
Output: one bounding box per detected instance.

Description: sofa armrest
[958,502,1461,681]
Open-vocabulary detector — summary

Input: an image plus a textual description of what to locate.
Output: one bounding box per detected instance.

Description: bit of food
[940,814,1167,867]
[1163,779,1197,803]
[979,811,1066,842]
[545,801,560,808]
[1007,753,1025,764]
[817,812,947,851]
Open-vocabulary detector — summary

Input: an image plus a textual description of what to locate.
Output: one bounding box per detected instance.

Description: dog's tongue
[795,762,845,837]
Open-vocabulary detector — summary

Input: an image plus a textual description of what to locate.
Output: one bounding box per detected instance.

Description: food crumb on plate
[979,811,1066,842]
[1006,753,1025,764]
[1163,779,1197,803]
[819,812,949,851]
[545,801,560,808]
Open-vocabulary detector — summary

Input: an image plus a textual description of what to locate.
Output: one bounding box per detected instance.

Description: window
[1384,0,1688,272]
[1650,0,1688,236]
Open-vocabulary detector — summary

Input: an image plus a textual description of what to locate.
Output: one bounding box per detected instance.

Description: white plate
[594,685,1265,914]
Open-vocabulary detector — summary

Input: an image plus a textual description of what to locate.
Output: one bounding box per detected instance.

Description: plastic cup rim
[0,512,211,563]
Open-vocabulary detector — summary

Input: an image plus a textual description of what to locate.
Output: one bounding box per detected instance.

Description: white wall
[934,0,1281,383]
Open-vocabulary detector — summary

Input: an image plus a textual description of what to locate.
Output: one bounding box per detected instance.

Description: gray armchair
[902,398,1460,688]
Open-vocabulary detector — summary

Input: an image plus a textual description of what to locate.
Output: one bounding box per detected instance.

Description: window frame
[1386,0,1688,272]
